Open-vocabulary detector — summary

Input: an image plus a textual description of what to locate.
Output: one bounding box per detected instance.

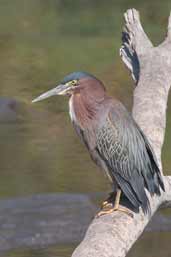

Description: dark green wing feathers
[95,102,164,213]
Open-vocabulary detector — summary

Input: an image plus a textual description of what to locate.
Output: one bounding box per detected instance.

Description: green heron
[32,71,165,217]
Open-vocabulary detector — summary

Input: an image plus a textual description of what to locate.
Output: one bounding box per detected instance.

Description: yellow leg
[114,188,121,208]
[96,189,133,218]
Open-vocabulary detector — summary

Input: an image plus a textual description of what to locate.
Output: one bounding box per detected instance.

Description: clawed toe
[101,201,113,209]
[96,205,133,218]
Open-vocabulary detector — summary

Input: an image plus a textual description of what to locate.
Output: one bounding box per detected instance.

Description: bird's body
[32,71,165,215]
[69,83,164,213]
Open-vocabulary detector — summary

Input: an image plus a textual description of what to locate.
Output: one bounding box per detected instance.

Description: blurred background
[0,0,170,256]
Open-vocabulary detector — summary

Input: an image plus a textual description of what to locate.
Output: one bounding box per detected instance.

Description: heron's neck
[69,93,102,128]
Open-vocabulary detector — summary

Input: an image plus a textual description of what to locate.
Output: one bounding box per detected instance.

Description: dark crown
[61,71,97,84]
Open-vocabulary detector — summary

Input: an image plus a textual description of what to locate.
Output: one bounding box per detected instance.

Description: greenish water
[5,244,75,257]
[0,0,170,256]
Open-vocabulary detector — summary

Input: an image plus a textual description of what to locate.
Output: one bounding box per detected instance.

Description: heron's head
[32,71,106,103]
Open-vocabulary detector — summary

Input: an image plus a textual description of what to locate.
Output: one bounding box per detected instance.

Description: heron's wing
[95,101,164,213]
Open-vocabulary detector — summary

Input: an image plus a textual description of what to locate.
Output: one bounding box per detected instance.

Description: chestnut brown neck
[69,77,106,128]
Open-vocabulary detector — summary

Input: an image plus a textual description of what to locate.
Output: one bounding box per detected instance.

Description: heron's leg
[96,189,133,218]
[114,188,121,208]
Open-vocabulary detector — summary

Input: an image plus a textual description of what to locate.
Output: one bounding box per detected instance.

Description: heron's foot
[101,200,113,209]
[96,205,133,218]
[101,192,115,209]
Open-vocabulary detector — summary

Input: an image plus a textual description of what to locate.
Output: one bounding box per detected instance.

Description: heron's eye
[70,80,77,86]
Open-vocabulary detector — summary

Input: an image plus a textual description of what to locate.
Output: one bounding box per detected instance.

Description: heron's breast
[69,95,77,122]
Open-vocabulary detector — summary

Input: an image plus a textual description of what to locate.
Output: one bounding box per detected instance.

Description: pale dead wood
[71,9,171,257]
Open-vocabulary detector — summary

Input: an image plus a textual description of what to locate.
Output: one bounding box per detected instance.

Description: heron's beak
[32,83,71,103]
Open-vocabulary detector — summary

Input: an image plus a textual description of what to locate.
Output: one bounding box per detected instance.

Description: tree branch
[71,9,171,257]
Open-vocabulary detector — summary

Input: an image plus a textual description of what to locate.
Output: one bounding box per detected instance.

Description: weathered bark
[71,9,171,257]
